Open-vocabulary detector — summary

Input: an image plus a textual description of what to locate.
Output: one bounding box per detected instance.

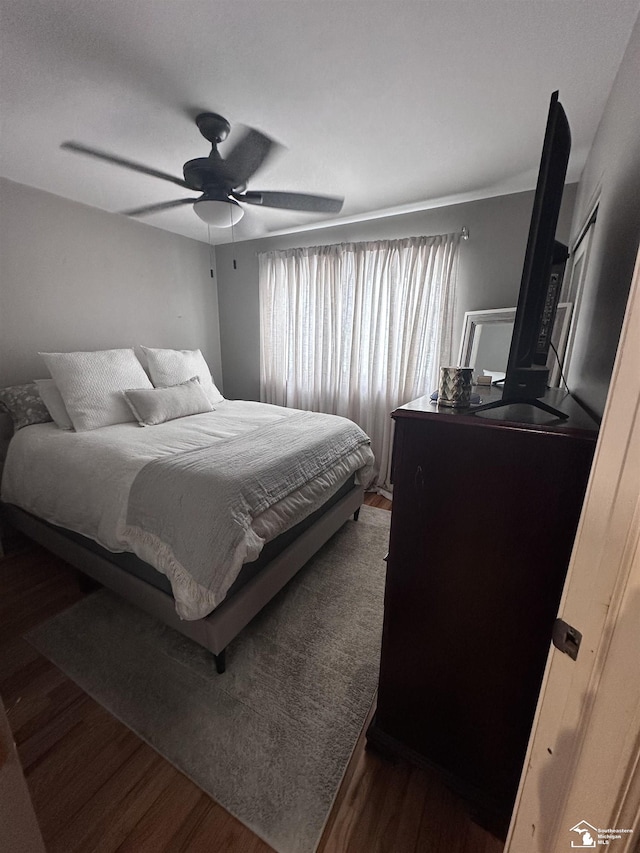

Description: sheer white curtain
[259,234,461,491]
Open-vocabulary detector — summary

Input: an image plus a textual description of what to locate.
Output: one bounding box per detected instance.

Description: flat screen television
[474,90,572,419]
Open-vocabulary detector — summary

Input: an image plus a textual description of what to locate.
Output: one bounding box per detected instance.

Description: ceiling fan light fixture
[193,197,244,227]
[63,114,344,226]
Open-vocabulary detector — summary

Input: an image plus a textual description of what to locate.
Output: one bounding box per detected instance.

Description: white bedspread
[2,401,374,619]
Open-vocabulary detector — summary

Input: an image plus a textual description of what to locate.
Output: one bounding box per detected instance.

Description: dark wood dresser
[366,388,598,831]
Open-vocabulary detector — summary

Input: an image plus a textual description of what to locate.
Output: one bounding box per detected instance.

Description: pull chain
[208,223,214,278]
[231,205,237,269]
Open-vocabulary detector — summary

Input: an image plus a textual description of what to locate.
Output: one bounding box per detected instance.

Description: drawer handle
[414,464,425,491]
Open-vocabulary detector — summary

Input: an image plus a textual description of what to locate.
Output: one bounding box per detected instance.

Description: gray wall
[216,185,576,401]
[565,13,640,419]
[0,178,222,387]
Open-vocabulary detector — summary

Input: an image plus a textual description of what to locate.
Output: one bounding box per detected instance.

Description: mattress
[32,475,356,599]
[2,400,374,618]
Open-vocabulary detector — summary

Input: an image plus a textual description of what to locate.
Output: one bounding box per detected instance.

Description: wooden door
[506,244,640,852]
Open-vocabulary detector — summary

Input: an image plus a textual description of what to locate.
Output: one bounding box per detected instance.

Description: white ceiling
[1,0,638,245]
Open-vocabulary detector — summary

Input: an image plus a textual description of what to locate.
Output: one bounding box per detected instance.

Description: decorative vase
[438,366,474,408]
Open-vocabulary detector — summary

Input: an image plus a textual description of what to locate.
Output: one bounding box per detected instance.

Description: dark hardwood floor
[0,494,504,852]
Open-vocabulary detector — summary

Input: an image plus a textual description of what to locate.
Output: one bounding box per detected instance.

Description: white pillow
[140,346,224,405]
[40,349,153,431]
[123,378,213,426]
[35,379,74,430]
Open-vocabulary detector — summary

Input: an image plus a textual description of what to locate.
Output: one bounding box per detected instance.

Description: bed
[0,352,374,673]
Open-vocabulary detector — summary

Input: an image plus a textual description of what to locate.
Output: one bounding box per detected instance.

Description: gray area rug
[27,505,390,853]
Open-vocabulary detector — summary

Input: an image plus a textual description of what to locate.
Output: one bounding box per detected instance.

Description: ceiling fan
[61,112,344,227]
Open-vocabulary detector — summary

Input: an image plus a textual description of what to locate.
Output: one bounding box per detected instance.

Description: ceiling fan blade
[61,142,191,189]
[120,198,198,217]
[236,190,344,213]
[221,129,278,187]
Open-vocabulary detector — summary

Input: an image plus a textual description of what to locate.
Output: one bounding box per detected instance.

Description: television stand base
[470,396,569,420]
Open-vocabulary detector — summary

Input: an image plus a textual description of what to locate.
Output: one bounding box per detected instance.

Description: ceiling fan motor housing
[183,158,231,195]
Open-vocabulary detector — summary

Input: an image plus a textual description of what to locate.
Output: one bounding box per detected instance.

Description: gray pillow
[0,382,53,430]
[123,377,214,426]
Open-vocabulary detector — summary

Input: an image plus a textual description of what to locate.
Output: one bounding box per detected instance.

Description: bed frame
[0,441,363,673]
[1,491,363,673]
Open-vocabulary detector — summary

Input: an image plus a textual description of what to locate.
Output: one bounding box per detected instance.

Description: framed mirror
[457,303,573,387]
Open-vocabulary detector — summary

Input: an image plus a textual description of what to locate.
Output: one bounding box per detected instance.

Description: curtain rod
[255,226,470,257]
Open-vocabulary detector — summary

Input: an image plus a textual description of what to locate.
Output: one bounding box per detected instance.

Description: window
[259,234,461,490]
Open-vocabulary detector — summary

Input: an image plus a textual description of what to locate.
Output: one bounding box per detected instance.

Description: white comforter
[2,401,374,618]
